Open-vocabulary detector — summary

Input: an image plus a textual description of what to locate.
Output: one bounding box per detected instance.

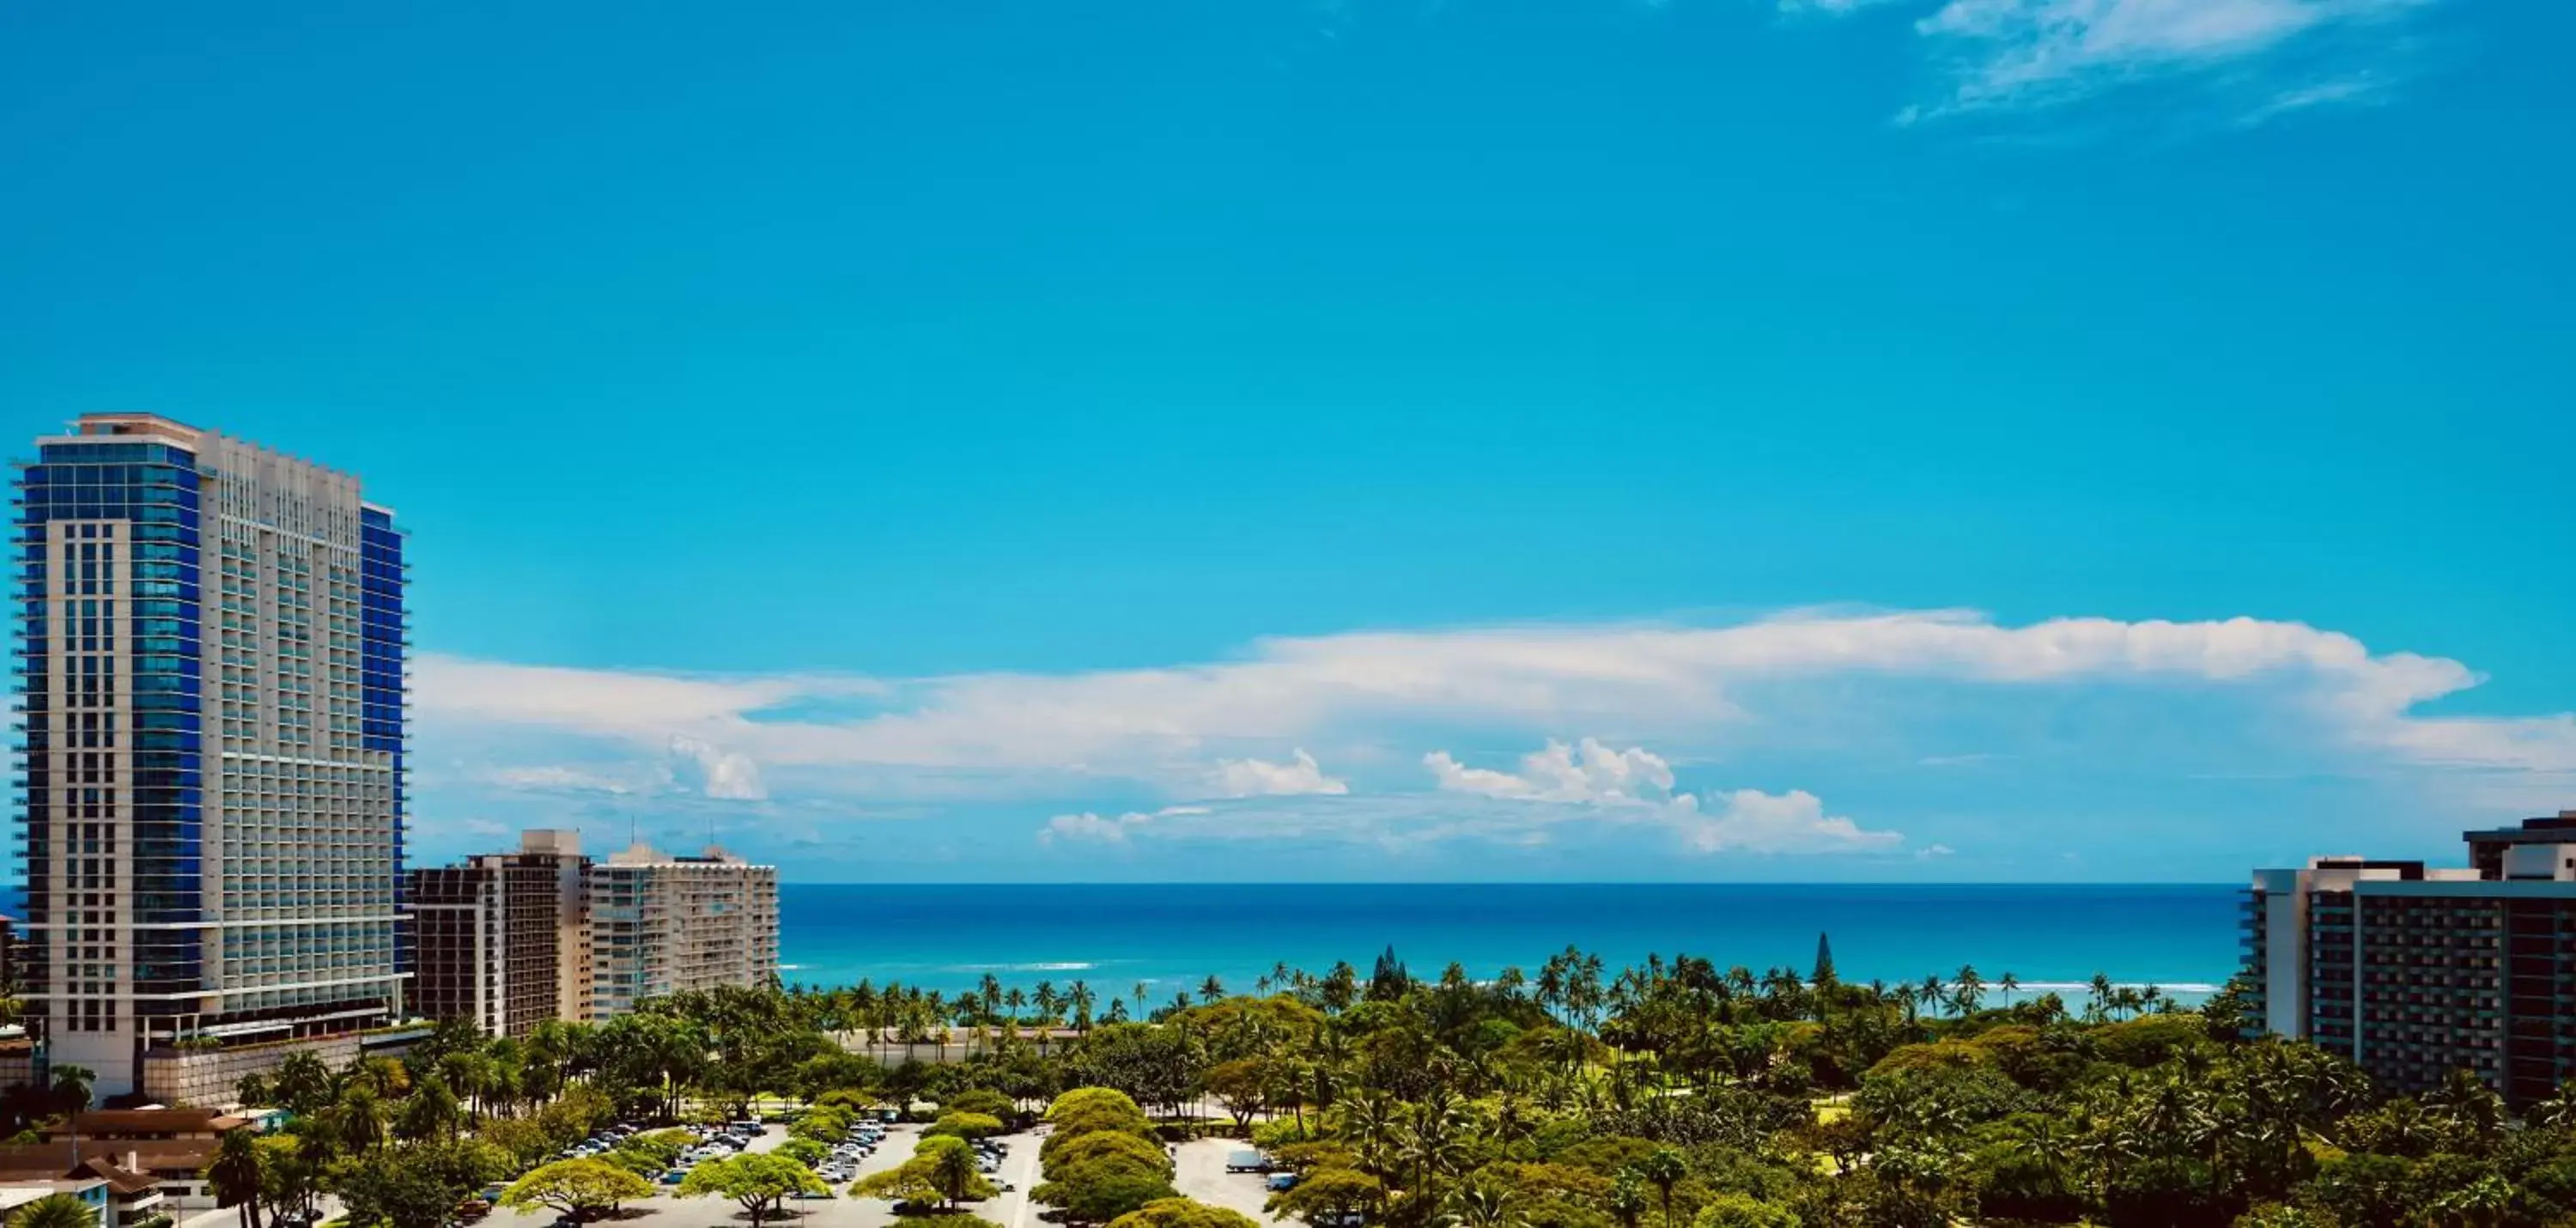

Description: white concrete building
[586,843,779,1018]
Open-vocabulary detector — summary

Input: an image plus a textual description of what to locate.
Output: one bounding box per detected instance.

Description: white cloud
[2236,73,2390,125]
[1212,749,1349,797]
[1897,0,2429,121]
[1042,811,1155,843]
[667,735,768,800]
[1682,788,1905,854]
[1424,738,1906,854]
[1425,738,1681,805]
[415,611,2576,804]
[478,765,638,795]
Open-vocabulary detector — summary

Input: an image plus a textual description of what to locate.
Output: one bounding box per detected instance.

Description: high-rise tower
[13,413,409,1099]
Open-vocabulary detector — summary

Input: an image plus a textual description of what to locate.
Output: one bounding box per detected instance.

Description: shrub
[1691,1195,1799,1228]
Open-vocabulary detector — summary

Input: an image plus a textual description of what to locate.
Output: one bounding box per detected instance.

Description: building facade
[2248,810,2576,1107]
[404,830,591,1037]
[586,843,778,1019]
[11,413,409,1098]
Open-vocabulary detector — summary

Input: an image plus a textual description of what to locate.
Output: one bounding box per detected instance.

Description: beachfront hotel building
[585,842,779,1018]
[2248,810,2576,1106]
[11,413,410,1099]
[404,830,592,1038]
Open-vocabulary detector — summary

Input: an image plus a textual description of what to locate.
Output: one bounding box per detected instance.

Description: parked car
[1267,1174,1298,1192]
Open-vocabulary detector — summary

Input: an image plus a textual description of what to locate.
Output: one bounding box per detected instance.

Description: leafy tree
[1108,1198,1263,1228]
[1045,1130,1174,1181]
[779,1137,830,1165]
[1689,1195,1796,1228]
[680,1153,829,1228]
[1035,1164,1179,1225]
[257,1134,328,1225]
[927,1111,1007,1140]
[855,1135,997,1209]
[331,1140,506,1228]
[1269,1168,1387,1227]
[500,1158,656,1222]
[945,1087,1017,1120]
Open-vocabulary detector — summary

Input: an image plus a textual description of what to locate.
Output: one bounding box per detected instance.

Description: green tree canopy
[1044,1129,1174,1182]
[500,1158,656,1222]
[1108,1198,1264,1228]
[927,1111,1007,1140]
[680,1153,829,1228]
[854,1134,997,1209]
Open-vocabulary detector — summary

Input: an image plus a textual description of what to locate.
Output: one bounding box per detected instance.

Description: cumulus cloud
[1893,0,2433,122]
[1425,738,1681,805]
[1681,788,1904,854]
[1212,749,1350,797]
[415,611,2576,806]
[1040,804,1212,844]
[1425,738,1905,854]
[666,735,768,800]
[1042,811,1154,843]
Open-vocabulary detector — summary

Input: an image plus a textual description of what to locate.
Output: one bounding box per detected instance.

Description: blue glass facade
[360,505,410,981]
[12,440,209,1015]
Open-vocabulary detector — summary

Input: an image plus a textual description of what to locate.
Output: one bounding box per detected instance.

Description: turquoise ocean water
[776,883,2245,1006]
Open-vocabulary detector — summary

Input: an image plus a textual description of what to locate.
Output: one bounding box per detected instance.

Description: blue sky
[4,0,2571,882]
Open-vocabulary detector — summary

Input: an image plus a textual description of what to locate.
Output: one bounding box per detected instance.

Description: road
[1170,1139,1285,1227]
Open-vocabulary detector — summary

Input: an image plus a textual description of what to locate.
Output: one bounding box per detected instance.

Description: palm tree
[1343,1092,1404,1179]
[1998,971,2021,1008]
[1633,1149,1686,1228]
[1441,1182,1527,1228]
[1607,1173,1648,1228]
[1068,982,1096,1037]
[1917,974,1947,1019]
[8,1194,100,1228]
[2530,1080,2576,1132]
[46,1064,94,1117]
[1953,965,1985,1017]
[2087,973,2116,1023]
[332,1085,386,1154]
[1199,975,1226,1005]
[206,1128,268,1228]
[927,1139,982,1208]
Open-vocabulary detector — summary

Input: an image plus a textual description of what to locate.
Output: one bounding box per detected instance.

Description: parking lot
[472,1125,1045,1228]
[1170,1139,1285,1228]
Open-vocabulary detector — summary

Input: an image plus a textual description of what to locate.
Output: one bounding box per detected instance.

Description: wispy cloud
[1889,0,2433,124]
[2235,71,2390,124]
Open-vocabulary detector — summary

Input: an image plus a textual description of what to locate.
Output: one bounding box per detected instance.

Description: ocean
[776,882,2244,1006]
[0,882,2245,1007]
